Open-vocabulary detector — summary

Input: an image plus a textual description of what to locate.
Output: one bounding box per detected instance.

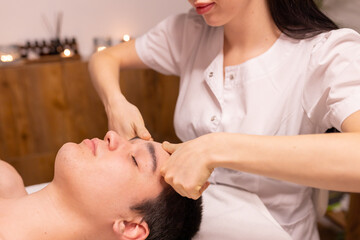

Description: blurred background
[321,0,360,33]
[0,0,190,58]
[0,1,359,239]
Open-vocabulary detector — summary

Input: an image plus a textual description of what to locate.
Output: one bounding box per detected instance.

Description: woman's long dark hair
[267,0,338,39]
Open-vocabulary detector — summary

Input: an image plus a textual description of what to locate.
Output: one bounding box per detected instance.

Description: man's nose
[104,130,123,151]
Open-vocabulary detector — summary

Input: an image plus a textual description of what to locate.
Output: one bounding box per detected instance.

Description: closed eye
[131,155,138,167]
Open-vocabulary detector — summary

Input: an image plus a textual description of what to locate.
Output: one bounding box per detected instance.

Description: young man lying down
[0,131,202,240]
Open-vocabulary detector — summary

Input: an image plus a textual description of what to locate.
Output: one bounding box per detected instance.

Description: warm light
[63,49,71,57]
[60,48,74,58]
[97,46,107,52]
[122,34,131,42]
[0,54,14,62]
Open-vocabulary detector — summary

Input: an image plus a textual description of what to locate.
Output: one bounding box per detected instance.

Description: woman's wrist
[104,93,128,114]
[206,132,252,171]
[205,132,237,169]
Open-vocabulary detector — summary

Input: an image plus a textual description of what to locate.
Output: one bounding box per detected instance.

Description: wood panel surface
[0,60,108,185]
[120,69,180,143]
[0,61,179,186]
[346,193,360,240]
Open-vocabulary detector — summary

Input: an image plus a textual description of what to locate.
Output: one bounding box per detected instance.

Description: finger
[189,187,202,200]
[107,122,117,133]
[121,128,137,140]
[108,120,133,139]
[199,181,210,194]
[160,166,166,177]
[135,124,151,140]
[188,182,209,199]
[162,141,180,154]
[175,187,188,198]
[164,178,187,197]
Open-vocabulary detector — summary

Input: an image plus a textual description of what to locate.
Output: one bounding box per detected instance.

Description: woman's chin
[203,16,224,27]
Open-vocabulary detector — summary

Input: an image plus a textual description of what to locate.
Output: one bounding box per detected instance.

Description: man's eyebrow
[146,142,157,173]
[130,137,157,172]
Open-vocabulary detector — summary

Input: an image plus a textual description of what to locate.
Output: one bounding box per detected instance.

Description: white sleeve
[303,28,360,132]
[135,13,187,76]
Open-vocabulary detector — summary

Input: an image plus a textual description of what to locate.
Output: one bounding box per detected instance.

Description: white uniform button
[209,72,214,78]
[211,115,217,122]
[229,74,234,80]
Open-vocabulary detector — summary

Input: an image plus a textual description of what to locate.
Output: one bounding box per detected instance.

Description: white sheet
[25,182,49,194]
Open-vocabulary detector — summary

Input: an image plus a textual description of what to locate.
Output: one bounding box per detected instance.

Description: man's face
[53,131,170,219]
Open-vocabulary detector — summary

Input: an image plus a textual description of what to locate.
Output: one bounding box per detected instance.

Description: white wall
[1,0,359,58]
[0,0,190,58]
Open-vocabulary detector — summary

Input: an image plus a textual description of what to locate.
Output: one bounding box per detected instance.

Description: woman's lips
[195,2,215,15]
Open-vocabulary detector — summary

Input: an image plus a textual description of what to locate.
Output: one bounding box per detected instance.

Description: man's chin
[54,142,83,168]
[56,142,79,156]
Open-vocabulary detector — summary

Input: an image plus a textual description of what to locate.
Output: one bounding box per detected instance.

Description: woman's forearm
[88,50,125,107]
[212,132,360,192]
[87,40,152,138]
[88,40,148,108]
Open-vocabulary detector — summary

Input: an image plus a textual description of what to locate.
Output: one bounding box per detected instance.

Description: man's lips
[195,2,215,15]
[83,138,97,155]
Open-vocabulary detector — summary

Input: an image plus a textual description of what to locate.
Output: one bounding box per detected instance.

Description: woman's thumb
[135,125,151,140]
[162,141,179,154]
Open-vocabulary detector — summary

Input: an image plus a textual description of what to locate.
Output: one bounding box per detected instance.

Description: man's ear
[113,217,149,240]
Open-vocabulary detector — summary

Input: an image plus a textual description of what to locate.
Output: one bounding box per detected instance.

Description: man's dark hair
[130,186,203,240]
[267,0,338,39]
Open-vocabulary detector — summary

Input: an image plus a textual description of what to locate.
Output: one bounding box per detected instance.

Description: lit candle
[122,34,131,42]
[0,45,21,64]
[0,54,14,63]
[60,48,74,58]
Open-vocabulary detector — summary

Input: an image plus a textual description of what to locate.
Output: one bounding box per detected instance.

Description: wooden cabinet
[346,194,360,240]
[0,60,179,186]
[119,69,180,143]
[0,60,108,185]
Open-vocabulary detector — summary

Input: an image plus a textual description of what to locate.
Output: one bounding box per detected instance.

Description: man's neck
[0,183,99,240]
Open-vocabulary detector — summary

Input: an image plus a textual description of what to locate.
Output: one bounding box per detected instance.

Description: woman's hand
[105,97,151,140]
[88,40,151,140]
[160,133,226,199]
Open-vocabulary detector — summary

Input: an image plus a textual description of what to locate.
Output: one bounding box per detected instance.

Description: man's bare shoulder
[0,160,27,199]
